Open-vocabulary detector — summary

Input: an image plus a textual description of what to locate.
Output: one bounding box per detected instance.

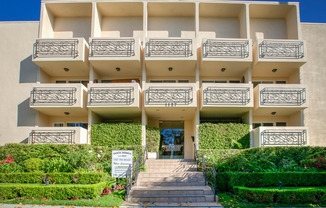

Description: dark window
[276,122,287,126]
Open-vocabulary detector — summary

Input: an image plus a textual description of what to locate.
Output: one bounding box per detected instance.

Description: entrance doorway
[159,121,184,159]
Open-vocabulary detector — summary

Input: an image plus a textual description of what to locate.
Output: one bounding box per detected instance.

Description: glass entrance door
[159,129,184,159]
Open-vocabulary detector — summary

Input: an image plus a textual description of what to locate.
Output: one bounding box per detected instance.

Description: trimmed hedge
[0,182,109,200]
[0,172,112,184]
[199,123,250,149]
[198,149,242,165]
[234,186,326,204]
[91,123,142,148]
[146,126,161,152]
[216,172,326,192]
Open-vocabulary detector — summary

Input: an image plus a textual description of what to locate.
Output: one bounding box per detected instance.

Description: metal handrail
[29,130,76,144]
[146,39,193,57]
[260,87,306,106]
[202,39,249,58]
[193,144,217,202]
[30,87,77,106]
[33,39,79,58]
[145,87,193,106]
[125,145,147,202]
[88,87,135,106]
[89,39,135,57]
[202,154,218,202]
[261,130,307,146]
[259,40,304,59]
[203,87,250,105]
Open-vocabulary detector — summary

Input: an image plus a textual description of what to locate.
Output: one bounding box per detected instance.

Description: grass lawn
[0,190,125,207]
[218,191,326,208]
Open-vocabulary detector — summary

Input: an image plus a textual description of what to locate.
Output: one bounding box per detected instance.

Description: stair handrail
[202,153,218,202]
[125,145,147,202]
[194,143,199,171]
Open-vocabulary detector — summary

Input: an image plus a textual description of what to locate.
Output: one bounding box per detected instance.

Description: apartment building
[0,0,325,159]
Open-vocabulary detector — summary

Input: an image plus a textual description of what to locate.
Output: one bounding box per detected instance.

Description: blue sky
[0,0,325,23]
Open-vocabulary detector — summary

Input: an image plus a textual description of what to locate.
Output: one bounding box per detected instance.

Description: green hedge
[216,172,326,192]
[0,172,112,184]
[199,123,250,149]
[146,126,161,152]
[91,123,142,148]
[0,182,109,200]
[234,186,326,204]
[214,146,326,172]
[198,149,242,165]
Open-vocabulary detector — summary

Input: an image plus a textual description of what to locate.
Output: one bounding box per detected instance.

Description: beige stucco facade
[0,0,325,157]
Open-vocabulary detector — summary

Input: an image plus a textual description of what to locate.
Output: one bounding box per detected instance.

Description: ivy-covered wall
[91,123,142,147]
[199,123,250,149]
[146,126,161,152]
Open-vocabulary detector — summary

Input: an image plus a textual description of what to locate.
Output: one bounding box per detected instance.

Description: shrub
[23,158,44,172]
[216,172,326,192]
[43,158,74,173]
[146,126,161,152]
[0,172,111,184]
[199,123,250,149]
[198,149,242,165]
[0,182,109,200]
[0,157,23,173]
[91,123,142,148]
[235,186,326,204]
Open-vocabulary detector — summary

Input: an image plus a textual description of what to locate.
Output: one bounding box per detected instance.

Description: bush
[199,123,250,149]
[198,149,242,165]
[91,123,142,148]
[214,146,326,172]
[0,182,109,200]
[0,157,24,173]
[43,158,74,173]
[0,172,111,184]
[146,126,161,152]
[216,172,326,192]
[235,186,326,204]
[23,158,44,172]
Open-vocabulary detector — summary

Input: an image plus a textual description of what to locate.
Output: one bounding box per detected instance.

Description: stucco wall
[0,22,40,145]
[301,23,326,146]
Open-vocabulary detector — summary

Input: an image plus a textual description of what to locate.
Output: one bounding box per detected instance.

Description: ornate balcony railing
[261,129,307,146]
[30,130,75,144]
[260,88,306,106]
[202,39,249,58]
[203,87,250,105]
[33,39,79,58]
[145,87,193,106]
[259,40,304,59]
[30,88,77,106]
[89,39,135,57]
[146,39,193,57]
[88,87,135,105]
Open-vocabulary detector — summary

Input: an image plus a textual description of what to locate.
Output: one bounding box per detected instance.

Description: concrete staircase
[128,159,216,203]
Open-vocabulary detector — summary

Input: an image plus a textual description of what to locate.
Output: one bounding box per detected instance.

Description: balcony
[253,127,308,147]
[144,83,197,120]
[29,127,88,144]
[88,38,141,77]
[253,39,307,77]
[30,84,88,116]
[32,38,89,77]
[200,83,253,117]
[200,39,252,77]
[87,83,141,118]
[145,38,196,77]
[254,84,308,116]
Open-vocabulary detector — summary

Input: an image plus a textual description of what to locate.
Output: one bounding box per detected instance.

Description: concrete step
[121,201,222,207]
[139,172,204,178]
[138,176,205,183]
[130,186,213,196]
[146,160,196,165]
[146,164,197,168]
[145,167,198,172]
[138,181,206,186]
[128,194,215,203]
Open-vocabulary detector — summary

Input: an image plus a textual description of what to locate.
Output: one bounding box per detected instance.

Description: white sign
[111,150,133,178]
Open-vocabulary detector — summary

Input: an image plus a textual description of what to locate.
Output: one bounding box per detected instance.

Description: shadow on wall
[20,138,29,144]
[17,98,37,127]
[19,55,39,83]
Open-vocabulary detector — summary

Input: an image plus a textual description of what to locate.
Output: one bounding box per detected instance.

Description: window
[252,122,274,128]
[253,80,287,87]
[67,123,88,129]
[178,80,189,83]
[229,80,241,83]
[150,80,188,83]
[276,81,287,84]
[276,122,287,126]
[263,123,274,126]
[101,80,112,83]
[202,80,227,83]
[56,80,66,84]
[53,122,65,127]
[202,80,215,83]
[68,80,88,87]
